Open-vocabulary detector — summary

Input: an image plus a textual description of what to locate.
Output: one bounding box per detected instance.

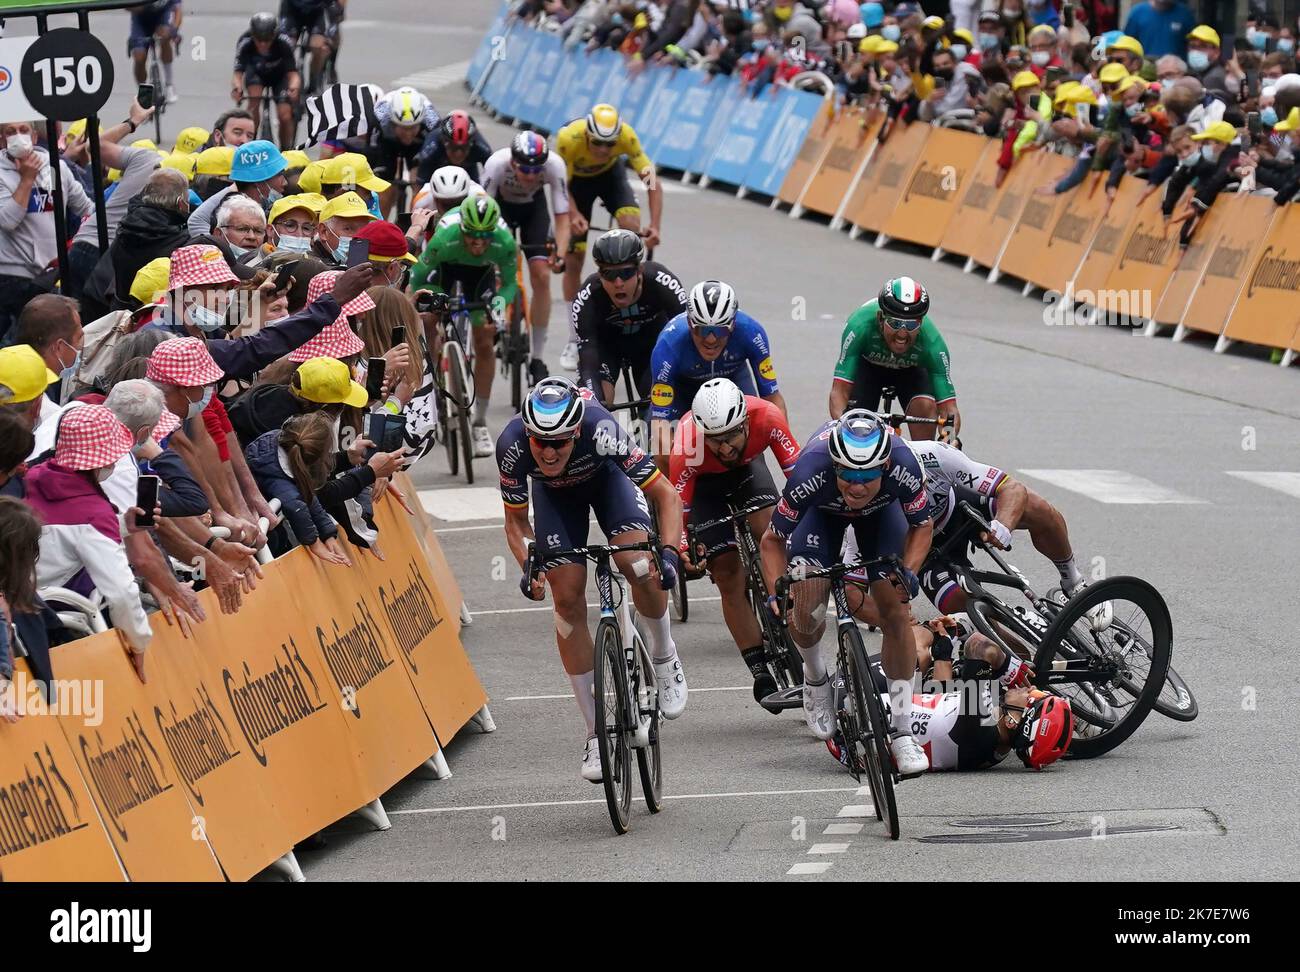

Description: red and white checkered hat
[288,320,366,363]
[146,337,226,387]
[167,244,241,291]
[54,403,135,471]
[152,408,182,443]
[306,270,377,319]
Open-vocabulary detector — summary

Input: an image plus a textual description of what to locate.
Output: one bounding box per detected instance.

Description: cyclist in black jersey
[232,14,300,149]
[416,111,493,184]
[572,229,687,407]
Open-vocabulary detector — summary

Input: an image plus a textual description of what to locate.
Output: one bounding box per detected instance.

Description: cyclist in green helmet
[830,276,961,442]
[411,194,521,457]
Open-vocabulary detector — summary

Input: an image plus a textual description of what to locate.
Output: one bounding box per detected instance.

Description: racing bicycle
[420,284,483,484]
[686,491,803,713]
[775,555,905,840]
[524,537,664,835]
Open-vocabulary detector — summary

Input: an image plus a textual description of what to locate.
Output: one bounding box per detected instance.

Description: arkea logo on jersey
[757,356,777,381]
[651,383,674,407]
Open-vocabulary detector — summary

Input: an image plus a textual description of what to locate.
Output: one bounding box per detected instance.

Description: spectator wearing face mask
[919,46,985,121]
[1185,25,1230,101]
[975,9,1006,66]
[14,296,82,420]
[0,345,58,496]
[1162,120,1242,241]
[0,120,94,344]
[22,403,154,678]
[186,139,287,237]
[212,194,268,268]
[1026,23,1062,76]
[266,193,325,255]
[310,191,378,268]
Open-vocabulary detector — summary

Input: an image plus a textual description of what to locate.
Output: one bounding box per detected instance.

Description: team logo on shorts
[758,356,776,381]
[650,383,674,407]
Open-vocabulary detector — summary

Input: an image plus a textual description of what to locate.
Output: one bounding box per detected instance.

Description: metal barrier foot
[351,798,392,831]
[930,246,945,262]
[874,232,889,248]
[471,704,497,734]
[267,851,306,882]
[460,601,473,626]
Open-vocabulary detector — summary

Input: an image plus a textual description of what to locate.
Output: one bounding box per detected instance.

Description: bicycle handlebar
[606,398,650,412]
[524,535,665,587]
[773,554,903,600]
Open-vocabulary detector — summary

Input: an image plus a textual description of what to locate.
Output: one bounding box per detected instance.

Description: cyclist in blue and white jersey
[757,409,933,777]
[497,378,687,783]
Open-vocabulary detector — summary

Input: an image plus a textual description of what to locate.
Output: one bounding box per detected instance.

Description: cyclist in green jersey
[411,195,520,457]
[830,276,960,442]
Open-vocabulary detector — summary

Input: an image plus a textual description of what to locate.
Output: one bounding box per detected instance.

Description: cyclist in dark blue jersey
[648,279,786,472]
[497,378,688,784]
[758,409,933,777]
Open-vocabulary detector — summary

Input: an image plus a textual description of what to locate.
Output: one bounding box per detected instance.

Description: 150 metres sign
[19,28,113,121]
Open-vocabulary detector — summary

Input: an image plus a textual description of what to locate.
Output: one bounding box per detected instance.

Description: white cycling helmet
[692,378,748,435]
[687,280,738,330]
[384,86,431,127]
[429,165,471,200]
[522,377,586,439]
[828,409,892,470]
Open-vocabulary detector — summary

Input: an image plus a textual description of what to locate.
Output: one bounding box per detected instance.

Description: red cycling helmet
[1012,691,1074,770]
[442,110,476,147]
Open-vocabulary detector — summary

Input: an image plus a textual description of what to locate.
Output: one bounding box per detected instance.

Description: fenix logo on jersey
[788,470,828,503]
[499,438,524,474]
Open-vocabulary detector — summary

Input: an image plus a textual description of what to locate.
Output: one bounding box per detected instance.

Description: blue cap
[230,139,287,184]
[860,2,884,28]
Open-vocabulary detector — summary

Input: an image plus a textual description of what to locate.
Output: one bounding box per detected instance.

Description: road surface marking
[838,804,875,817]
[807,843,850,854]
[419,487,506,521]
[823,822,863,835]
[786,862,834,875]
[474,595,722,617]
[391,59,475,92]
[506,684,749,701]
[392,786,862,815]
[1225,471,1300,500]
[1017,469,1206,504]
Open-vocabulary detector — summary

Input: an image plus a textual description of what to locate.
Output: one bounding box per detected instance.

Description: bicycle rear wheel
[1032,577,1172,759]
[671,570,688,622]
[594,617,633,834]
[438,348,458,477]
[841,623,898,839]
[1109,616,1197,722]
[506,296,526,412]
[631,625,663,813]
[446,341,474,484]
[150,54,164,144]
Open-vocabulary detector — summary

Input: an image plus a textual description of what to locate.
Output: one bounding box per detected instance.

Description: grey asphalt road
[46,1,1300,880]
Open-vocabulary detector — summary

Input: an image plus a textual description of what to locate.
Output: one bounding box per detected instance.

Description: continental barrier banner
[937,139,1001,260]
[1222,202,1300,348]
[846,120,931,235]
[1179,195,1275,337]
[1153,196,1229,325]
[970,147,1041,272]
[1031,171,1109,295]
[996,154,1075,286]
[800,108,879,217]
[881,127,989,249]
[777,106,835,205]
[1097,190,1183,319]
[1070,175,1146,301]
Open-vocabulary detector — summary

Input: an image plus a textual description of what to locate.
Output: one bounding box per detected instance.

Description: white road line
[837,804,875,817]
[419,487,507,522]
[391,59,475,92]
[473,595,723,617]
[1225,471,1300,500]
[505,684,749,701]
[823,822,863,835]
[392,786,862,815]
[1017,469,1207,505]
[807,843,850,854]
[432,524,506,533]
[786,862,834,875]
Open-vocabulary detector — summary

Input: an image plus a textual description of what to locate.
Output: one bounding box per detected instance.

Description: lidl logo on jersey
[650,383,674,407]
[757,356,776,381]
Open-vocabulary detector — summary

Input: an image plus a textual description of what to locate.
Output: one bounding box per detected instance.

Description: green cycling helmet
[459,195,500,235]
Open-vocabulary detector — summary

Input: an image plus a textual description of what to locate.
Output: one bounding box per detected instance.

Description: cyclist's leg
[517,197,555,363]
[457,265,499,425]
[1007,485,1083,590]
[245,82,266,131]
[563,177,598,307]
[308,13,329,77]
[156,13,177,98]
[272,76,295,150]
[785,508,846,671]
[847,359,890,412]
[604,161,642,235]
[895,365,937,440]
[852,506,918,728]
[128,20,151,84]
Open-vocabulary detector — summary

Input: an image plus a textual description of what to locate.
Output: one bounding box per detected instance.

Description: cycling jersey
[769,425,930,539]
[410,217,519,307]
[416,131,494,184]
[233,31,297,83]
[649,312,779,424]
[833,298,956,404]
[481,148,570,212]
[907,440,1007,533]
[128,1,180,54]
[669,396,799,511]
[555,118,653,180]
[413,178,486,214]
[574,261,687,396]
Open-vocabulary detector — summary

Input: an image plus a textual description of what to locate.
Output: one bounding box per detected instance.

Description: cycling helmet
[442,110,476,146]
[1012,690,1074,770]
[250,12,278,40]
[429,165,471,201]
[877,276,930,321]
[687,280,738,330]
[591,228,644,267]
[459,194,500,234]
[511,131,549,167]
[692,378,748,435]
[828,409,892,470]
[586,103,622,143]
[522,377,586,438]
[384,87,431,127]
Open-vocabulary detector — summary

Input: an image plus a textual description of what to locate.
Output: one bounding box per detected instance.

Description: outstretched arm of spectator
[77,527,152,654]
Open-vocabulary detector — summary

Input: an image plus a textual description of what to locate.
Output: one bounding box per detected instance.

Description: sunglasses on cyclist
[531,434,577,450]
[514,162,545,174]
[836,466,883,484]
[705,425,747,444]
[881,315,921,332]
[589,136,619,147]
[463,229,495,241]
[691,323,733,340]
[598,265,639,282]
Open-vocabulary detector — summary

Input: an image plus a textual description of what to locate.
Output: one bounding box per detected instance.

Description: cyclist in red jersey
[668,378,799,699]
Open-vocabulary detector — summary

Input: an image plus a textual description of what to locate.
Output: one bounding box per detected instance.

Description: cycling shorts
[787,501,907,585]
[428,263,497,328]
[128,3,179,54]
[688,461,778,562]
[919,484,998,611]
[245,72,295,103]
[847,359,935,411]
[279,3,336,41]
[532,464,654,571]
[498,195,553,260]
[569,165,639,252]
[367,138,422,183]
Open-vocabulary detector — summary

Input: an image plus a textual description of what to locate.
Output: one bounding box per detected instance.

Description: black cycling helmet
[591,228,645,267]
[250,12,278,40]
[877,276,930,321]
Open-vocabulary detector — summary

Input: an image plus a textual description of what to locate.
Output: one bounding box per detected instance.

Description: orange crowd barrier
[996,153,1075,286]
[1179,195,1276,338]
[846,120,931,235]
[777,106,837,206]
[935,139,1000,260]
[0,492,486,881]
[800,109,880,217]
[1222,202,1300,349]
[881,127,988,249]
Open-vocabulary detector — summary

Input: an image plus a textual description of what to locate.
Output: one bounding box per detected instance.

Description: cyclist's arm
[410,226,455,292]
[917,321,957,427]
[497,432,534,568]
[897,454,935,573]
[987,475,1026,532]
[643,472,684,556]
[830,310,873,418]
[493,234,521,308]
[742,316,784,415]
[572,285,604,395]
[765,405,801,473]
[503,503,534,571]
[648,336,679,474]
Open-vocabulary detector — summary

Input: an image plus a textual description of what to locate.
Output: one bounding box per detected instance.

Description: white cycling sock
[800,646,827,684]
[163,61,174,86]
[569,671,596,736]
[530,322,547,359]
[1054,556,1083,590]
[473,399,489,425]
[644,609,676,663]
[889,679,914,735]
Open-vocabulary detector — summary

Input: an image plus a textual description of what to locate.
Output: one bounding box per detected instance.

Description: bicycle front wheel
[594,618,633,834]
[632,625,663,813]
[841,624,898,839]
[446,341,474,484]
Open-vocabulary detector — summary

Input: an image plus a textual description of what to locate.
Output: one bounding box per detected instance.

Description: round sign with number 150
[20,28,114,121]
